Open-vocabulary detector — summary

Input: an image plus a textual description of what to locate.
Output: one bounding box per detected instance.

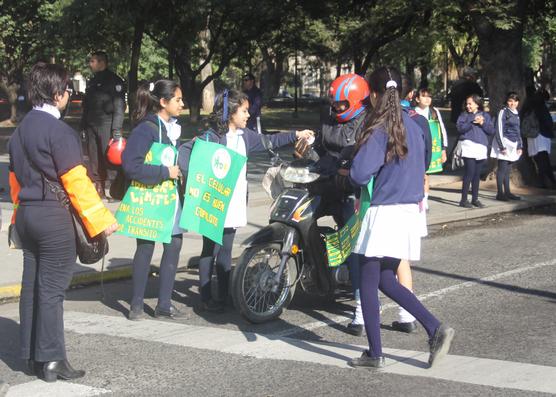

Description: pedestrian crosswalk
[5,310,552,396]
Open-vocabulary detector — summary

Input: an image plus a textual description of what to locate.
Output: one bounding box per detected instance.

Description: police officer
[81,51,125,199]
[242,72,263,132]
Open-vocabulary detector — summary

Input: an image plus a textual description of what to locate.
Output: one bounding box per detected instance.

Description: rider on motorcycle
[295,74,370,336]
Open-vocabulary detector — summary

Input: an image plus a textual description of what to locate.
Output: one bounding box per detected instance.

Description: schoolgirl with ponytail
[122,80,186,320]
[348,67,454,369]
[178,89,314,312]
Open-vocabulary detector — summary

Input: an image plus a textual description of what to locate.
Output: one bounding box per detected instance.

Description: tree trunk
[261,48,285,100]
[0,80,19,124]
[199,29,215,113]
[419,65,429,89]
[128,17,145,122]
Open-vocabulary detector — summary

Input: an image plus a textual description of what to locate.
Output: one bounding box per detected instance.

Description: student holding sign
[348,67,454,369]
[120,80,185,320]
[414,88,448,210]
[178,90,314,312]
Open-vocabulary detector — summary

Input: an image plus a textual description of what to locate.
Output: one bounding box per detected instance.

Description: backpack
[521,112,539,139]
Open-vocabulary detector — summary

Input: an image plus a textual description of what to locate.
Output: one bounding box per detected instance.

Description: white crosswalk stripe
[5,379,110,397]
[58,311,556,395]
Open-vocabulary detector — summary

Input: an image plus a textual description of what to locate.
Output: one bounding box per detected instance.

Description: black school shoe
[428,324,455,367]
[459,200,473,208]
[471,200,485,208]
[392,320,418,333]
[128,306,146,321]
[506,193,521,200]
[349,350,386,368]
[345,322,364,336]
[154,304,187,319]
[495,193,509,201]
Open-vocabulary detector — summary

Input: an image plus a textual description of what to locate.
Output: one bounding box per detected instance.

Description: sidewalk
[1,154,556,300]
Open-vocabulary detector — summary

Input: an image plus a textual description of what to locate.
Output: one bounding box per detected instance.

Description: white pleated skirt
[353,203,425,261]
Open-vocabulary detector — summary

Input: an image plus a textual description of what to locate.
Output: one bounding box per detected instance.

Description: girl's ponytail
[132,80,181,125]
[355,67,407,162]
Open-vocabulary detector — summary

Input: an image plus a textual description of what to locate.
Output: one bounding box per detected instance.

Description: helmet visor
[330,100,350,114]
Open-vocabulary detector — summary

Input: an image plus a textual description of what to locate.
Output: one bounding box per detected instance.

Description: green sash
[325,178,374,267]
[179,139,246,244]
[427,119,443,173]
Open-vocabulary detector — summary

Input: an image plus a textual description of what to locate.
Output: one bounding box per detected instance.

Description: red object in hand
[106,137,127,165]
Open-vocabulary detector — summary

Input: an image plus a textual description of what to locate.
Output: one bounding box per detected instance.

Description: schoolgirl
[456,94,495,208]
[122,80,185,320]
[414,88,449,209]
[178,90,313,312]
[490,92,522,200]
[348,66,454,368]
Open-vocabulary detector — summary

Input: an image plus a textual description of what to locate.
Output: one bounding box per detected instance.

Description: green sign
[115,142,178,243]
[325,178,374,267]
[427,119,443,173]
[180,139,247,244]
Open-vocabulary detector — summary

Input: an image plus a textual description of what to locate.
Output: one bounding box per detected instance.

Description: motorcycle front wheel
[231,244,298,323]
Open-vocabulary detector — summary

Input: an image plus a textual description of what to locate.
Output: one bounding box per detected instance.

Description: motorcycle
[230,137,351,323]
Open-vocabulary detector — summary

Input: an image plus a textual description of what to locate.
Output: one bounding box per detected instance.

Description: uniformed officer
[81,51,125,199]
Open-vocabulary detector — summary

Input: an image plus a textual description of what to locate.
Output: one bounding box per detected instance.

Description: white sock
[352,299,364,325]
[398,306,416,323]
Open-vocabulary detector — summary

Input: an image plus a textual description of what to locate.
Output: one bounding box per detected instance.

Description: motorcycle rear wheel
[232,244,298,323]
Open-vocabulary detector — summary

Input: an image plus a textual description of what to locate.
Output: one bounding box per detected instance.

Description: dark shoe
[392,320,418,334]
[200,299,225,313]
[42,360,85,383]
[506,193,521,200]
[459,200,473,208]
[495,193,509,201]
[471,200,485,208]
[128,306,146,321]
[345,322,364,336]
[348,350,386,368]
[428,324,455,367]
[154,304,187,319]
[25,359,42,376]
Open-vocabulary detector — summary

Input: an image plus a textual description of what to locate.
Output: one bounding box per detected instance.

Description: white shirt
[224,129,248,228]
[159,117,181,146]
[33,104,61,119]
[414,106,448,148]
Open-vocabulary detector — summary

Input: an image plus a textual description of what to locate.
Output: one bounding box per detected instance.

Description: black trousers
[16,205,76,362]
[85,123,115,183]
[461,157,485,202]
[496,160,513,195]
[199,228,236,302]
[130,235,183,310]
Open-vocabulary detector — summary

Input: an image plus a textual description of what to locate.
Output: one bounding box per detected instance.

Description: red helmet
[329,74,370,123]
[106,137,127,166]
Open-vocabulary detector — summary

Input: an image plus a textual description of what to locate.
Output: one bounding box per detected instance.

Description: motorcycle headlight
[280,166,320,183]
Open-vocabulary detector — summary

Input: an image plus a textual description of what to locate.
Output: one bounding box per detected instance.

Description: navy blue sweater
[178,128,296,173]
[495,107,522,150]
[350,112,427,205]
[122,114,175,185]
[9,109,83,206]
[456,111,495,145]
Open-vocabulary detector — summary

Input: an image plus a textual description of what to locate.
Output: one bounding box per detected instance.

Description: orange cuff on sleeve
[9,171,20,224]
[60,165,117,237]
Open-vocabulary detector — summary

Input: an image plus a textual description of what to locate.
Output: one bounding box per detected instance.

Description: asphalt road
[1,207,555,396]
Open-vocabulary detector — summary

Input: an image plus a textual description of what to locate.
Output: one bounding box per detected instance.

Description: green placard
[427,119,443,174]
[115,142,178,243]
[325,178,374,267]
[179,139,247,244]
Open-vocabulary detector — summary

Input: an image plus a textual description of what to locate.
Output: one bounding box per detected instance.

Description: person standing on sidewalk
[81,51,126,200]
[456,94,495,208]
[490,92,523,200]
[520,90,556,188]
[348,66,454,369]
[9,62,118,382]
[123,80,186,321]
[242,73,263,132]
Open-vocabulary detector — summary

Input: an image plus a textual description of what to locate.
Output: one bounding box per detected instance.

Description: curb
[0,265,134,302]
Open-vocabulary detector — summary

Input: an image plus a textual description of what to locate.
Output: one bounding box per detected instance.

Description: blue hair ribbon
[222,89,229,122]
